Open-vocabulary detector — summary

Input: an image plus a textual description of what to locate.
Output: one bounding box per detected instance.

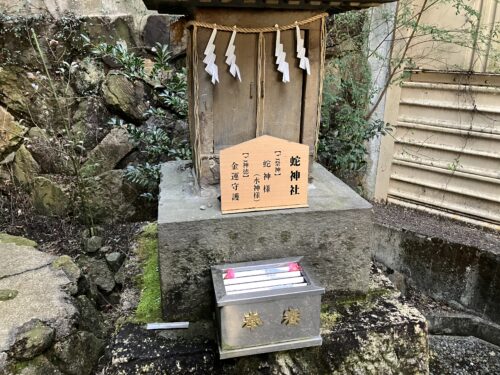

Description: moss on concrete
[134,223,162,323]
[0,233,37,247]
[321,310,342,329]
[9,355,59,375]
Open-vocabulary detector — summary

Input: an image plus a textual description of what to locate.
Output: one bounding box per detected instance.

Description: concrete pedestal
[158,161,373,321]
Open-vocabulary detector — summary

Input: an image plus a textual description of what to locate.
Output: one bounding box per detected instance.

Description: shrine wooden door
[189,9,324,185]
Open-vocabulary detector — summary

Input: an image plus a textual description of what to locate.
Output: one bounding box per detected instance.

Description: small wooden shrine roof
[143,0,395,14]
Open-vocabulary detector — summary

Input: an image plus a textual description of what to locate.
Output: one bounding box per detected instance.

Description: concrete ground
[0,236,76,371]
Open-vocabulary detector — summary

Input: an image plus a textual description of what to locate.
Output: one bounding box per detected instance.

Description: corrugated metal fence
[374,0,500,229]
[386,72,500,228]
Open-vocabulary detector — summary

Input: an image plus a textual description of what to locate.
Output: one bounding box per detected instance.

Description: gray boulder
[81,127,134,176]
[85,170,137,223]
[72,58,105,96]
[77,256,115,293]
[27,128,73,175]
[12,145,41,185]
[51,255,81,295]
[32,176,70,216]
[10,320,55,360]
[102,74,148,122]
[71,97,112,152]
[82,236,103,254]
[51,331,104,375]
[0,106,26,159]
[75,296,108,339]
[106,252,125,272]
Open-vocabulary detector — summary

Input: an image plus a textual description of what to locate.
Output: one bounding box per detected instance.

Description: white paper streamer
[225,30,242,81]
[203,28,219,85]
[296,25,310,75]
[275,28,290,83]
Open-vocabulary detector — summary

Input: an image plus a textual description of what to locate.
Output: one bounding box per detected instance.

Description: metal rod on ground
[146,322,189,330]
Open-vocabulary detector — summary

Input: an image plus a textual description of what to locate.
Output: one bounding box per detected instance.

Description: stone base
[158,161,373,321]
[109,270,429,374]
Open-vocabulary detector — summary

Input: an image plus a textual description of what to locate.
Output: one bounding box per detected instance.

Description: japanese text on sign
[220,135,309,214]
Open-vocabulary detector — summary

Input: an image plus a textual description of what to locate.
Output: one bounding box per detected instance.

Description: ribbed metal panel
[387,76,500,227]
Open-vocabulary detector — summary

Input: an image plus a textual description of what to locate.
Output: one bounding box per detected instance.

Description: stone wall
[0,11,188,223]
[0,0,151,20]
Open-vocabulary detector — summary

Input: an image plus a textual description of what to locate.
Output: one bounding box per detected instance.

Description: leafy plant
[158,68,188,118]
[319,11,391,173]
[112,117,191,200]
[85,37,190,201]
[86,38,145,79]
[28,29,95,227]
[150,42,172,82]
[124,163,161,201]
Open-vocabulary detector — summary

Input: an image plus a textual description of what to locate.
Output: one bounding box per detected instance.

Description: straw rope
[185,13,328,33]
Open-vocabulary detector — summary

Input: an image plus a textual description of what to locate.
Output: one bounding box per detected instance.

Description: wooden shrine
[143,0,393,186]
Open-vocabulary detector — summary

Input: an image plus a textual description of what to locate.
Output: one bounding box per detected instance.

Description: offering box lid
[211,257,325,306]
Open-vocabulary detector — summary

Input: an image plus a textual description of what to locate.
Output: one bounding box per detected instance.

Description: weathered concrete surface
[108,270,429,374]
[158,161,373,321]
[373,223,500,325]
[0,242,52,279]
[0,238,77,359]
[428,312,500,347]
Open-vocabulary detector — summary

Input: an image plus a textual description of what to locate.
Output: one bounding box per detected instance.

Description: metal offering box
[211,257,324,359]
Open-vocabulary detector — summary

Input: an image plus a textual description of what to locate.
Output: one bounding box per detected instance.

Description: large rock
[32,176,70,216]
[81,16,138,52]
[0,241,51,280]
[102,74,148,122]
[72,58,105,96]
[14,355,62,375]
[0,67,31,117]
[144,113,189,142]
[85,170,137,223]
[0,233,37,248]
[51,331,104,375]
[142,15,170,48]
[77,256,115,293]
[82,236,103,253]
[70,97,111,151]
[75,296,108,339]
[81,128,134,176]
[10,321,55,360]
[0,67,68,131]
[27,128,73,175]
[106,252,125,272]
[0,106,25,159]
[12,145,41,185]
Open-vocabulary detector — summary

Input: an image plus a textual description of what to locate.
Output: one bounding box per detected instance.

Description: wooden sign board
[220,135,309,214]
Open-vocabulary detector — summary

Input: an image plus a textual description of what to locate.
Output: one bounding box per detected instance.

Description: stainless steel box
[211,257,325,359]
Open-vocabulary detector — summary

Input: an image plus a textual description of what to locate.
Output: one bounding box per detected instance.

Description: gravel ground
[430,335,500,375]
